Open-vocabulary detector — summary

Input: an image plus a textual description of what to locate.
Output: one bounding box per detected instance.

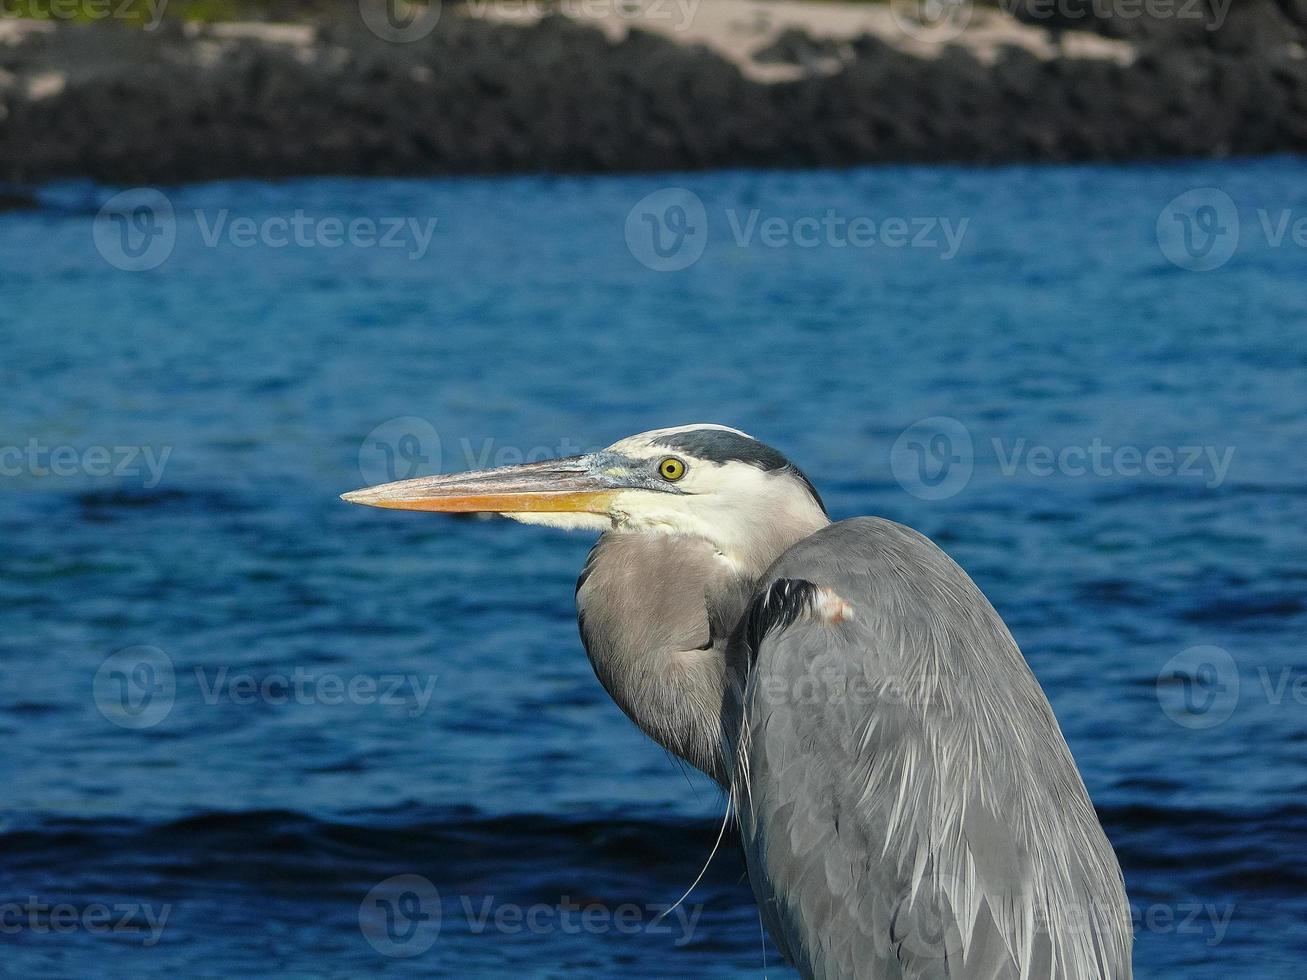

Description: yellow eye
[658,457,686,481]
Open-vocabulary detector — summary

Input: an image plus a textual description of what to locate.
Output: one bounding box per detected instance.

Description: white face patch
[602,439,829,573]
[501,511,613,532]
[496,426,830,576]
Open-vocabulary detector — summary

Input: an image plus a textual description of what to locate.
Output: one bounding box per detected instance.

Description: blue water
[1,160,1305,978]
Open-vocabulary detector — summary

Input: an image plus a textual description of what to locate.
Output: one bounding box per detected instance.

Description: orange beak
[341,455,620,515]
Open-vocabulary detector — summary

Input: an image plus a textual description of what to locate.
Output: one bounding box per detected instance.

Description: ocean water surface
[1,160,1304,977]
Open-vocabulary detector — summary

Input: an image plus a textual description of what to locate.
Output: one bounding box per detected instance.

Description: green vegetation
[3,0,364,28]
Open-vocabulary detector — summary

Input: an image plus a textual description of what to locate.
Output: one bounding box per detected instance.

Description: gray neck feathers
[576,532,756,786]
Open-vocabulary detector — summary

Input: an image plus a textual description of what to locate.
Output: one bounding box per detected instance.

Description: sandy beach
[477,0,1137,78]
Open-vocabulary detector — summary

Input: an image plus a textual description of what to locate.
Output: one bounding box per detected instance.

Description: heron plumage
[732,518,1132,979]
[344,425,1132,978]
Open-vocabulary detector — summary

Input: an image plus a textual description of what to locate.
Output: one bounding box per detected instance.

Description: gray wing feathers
[731,518,1131,980]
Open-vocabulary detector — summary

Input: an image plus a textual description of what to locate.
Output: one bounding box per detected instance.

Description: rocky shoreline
[1,1,1306,186]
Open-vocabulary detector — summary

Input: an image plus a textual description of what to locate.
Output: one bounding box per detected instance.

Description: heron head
[342,424,828,565]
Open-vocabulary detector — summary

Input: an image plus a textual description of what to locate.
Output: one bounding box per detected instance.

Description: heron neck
[575,532,760,786]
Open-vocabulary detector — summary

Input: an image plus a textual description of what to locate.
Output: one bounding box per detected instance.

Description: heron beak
[340,455,621,514]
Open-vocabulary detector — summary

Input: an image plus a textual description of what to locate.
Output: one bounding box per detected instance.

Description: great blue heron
[343,424,1132,979]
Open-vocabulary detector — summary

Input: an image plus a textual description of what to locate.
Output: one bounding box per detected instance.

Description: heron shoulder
[733,516,1133,979]
[747,516,1023,670]
[742,515,1081,784]
[761,516,974,594]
